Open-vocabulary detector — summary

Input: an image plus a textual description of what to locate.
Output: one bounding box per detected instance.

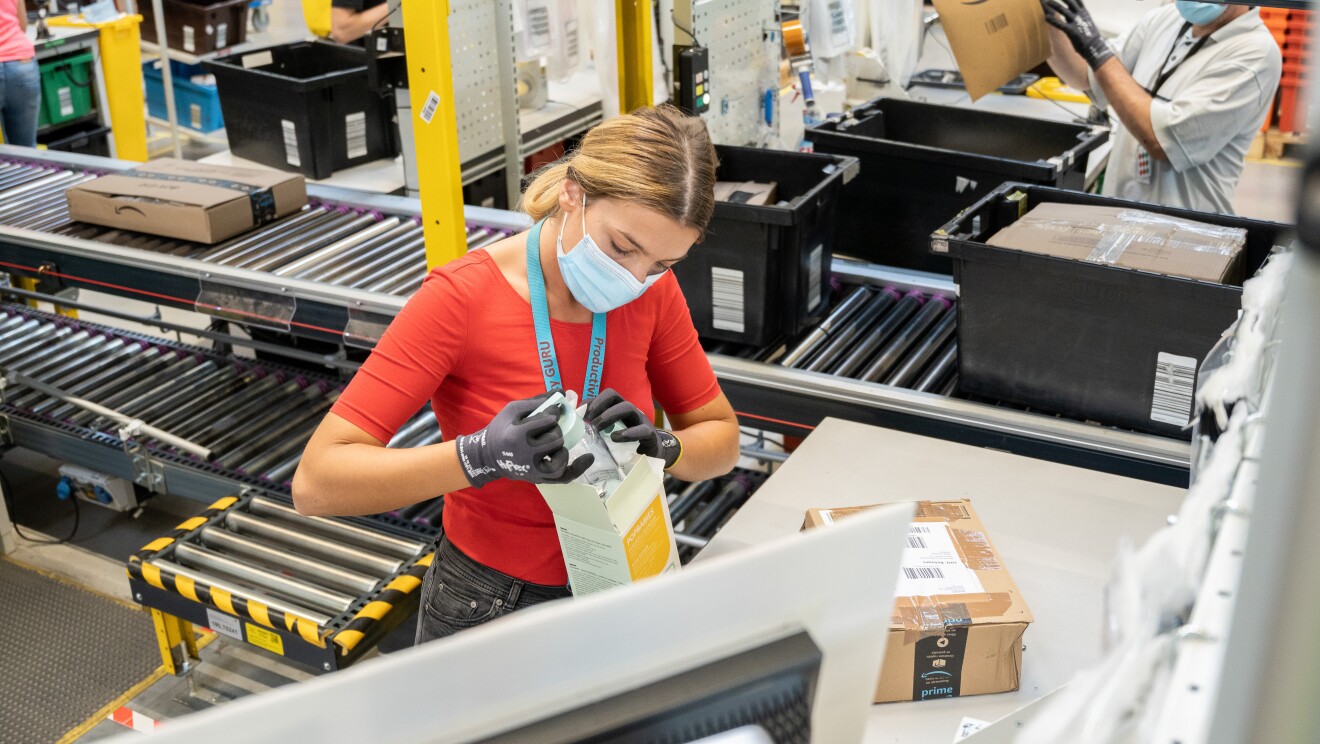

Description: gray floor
[0,559,160,743]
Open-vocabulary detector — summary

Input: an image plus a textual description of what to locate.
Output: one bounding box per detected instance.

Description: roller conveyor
[0,303,443,537]
[707,259,1193,486]
[0,149,1190,486]
[0,148,527,343]
[127,492,436,672]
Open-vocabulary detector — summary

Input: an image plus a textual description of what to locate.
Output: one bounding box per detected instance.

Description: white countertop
[698,418,1184,743]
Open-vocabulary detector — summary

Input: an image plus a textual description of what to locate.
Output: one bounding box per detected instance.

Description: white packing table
[696,417,1184,743]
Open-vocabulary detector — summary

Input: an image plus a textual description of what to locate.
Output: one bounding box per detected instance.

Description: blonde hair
[519,105,718,236]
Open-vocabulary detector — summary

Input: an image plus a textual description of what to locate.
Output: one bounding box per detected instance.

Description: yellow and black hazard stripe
[126,557,329,648]
[129,495,240,564]
[332,552,434,655]
[126,495,330,648]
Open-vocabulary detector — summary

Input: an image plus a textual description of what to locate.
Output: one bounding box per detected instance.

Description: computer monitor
[127,504,913,743]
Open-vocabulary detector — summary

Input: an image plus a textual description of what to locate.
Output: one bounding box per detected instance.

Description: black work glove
[455,391,594,488]
[1041,0,1114,71]
[583,389,683,470]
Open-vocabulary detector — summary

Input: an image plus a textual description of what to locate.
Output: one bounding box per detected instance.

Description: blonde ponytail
[516,105,718,235]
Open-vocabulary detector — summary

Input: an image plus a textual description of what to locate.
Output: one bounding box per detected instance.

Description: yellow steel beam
[49,14,148,161]
[615,0,654,113]
[402,0,468,270]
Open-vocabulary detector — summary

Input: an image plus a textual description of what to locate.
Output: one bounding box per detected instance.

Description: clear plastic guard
[343,307,394,350]
[195,279,296,332]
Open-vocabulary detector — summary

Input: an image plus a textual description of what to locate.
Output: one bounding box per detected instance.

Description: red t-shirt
[331,250,721,584]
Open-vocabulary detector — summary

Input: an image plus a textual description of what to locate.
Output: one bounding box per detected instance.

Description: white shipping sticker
[953,717,990,742]
[216,22,228,47]
[807,243,824,312]
[1150,351,1197,426]
[243,50,273,69]
[183,25,195,53]
[281,119,300,167]
[190,103,202,129]
[711,267,746,333]
[205,609,243,640]
[895,522,985,597]
[57,87,73,117]
[345,112,368,160]
[419,91,441,124]
[526,0,551,48]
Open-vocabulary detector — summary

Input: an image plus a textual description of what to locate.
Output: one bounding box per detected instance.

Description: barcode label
[216,22,228,47]
[907,536,928,549]
[281,119,300,167]
[190,103,202,129]
[910,525,932,534]
[711,267,746,333]
[57,87,73,117]
[985,13,1009,34]
[828,0,848,37]
[1151,352,1197,426]
[345,112,368,159]
[419,91,441,124]
[527,0,551,47]
[903,566,945,580]
[564,18,580,65]
[807,244,823,311]
[183,25,196,52]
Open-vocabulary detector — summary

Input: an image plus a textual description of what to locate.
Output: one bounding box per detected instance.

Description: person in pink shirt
[0,0,38,148]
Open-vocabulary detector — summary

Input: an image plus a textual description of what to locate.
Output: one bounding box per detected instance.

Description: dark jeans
[415,536,572,645]
[0,59,41,149]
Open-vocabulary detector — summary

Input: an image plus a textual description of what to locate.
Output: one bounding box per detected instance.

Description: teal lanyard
[525,218,607,398]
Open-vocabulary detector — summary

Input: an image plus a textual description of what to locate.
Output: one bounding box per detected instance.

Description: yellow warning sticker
[623,492,670,581]
[246,623,285,656]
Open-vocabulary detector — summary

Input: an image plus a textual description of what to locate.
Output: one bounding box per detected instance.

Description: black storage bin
[807,97,1107,274]
[935,183,1289,439]
[40,124,112,157]
[203,42,399,180]
[139,0,251,55]
[673,145,858,346]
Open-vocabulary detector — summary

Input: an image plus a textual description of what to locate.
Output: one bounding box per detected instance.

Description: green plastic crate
[38,50,96,129]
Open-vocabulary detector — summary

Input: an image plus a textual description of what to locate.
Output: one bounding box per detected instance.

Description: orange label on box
[624,492,669,581]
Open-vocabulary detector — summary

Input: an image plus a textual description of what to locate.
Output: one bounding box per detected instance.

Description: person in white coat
[1041,0,1281,213]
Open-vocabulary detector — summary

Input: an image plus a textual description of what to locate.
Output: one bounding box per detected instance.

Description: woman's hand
[456,391,594,488]
[583,389,683,469]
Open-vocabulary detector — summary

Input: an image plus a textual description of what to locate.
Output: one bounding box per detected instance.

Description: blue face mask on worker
[556,195,664,313]
[1174,1,1227,26]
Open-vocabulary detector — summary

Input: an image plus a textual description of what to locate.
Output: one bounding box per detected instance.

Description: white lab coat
[1087,6,1281,214]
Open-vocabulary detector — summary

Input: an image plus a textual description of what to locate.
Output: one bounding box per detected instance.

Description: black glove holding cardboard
[1041,0,1114,70]
[456,391,593,488]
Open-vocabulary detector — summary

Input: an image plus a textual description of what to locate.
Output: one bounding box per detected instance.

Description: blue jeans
[0,59,41,148]
[415,536,572,644]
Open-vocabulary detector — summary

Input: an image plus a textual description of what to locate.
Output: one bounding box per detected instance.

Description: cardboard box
[803,500,1032,704]
[66,158,306,244]
[931,0,1050,101]
[714,180,778,206]
[987,202,1248,284]
[538,456,681,596]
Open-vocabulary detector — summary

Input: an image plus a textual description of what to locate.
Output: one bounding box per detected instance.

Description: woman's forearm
[666,419,741,482]
[293,440,470,517]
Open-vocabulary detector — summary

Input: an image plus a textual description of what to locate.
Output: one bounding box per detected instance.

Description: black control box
[673,45,710,115]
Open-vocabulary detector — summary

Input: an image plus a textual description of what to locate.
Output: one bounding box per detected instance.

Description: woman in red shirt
[293,106,740,643]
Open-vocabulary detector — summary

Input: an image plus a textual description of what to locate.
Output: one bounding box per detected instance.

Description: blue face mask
[1175,1,1227,26]
[556,196,664,313]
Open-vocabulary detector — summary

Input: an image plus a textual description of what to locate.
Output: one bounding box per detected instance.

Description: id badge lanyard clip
[525,218,607,399]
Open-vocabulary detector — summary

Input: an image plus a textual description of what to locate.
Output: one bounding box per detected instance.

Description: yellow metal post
[615,0,654,113]
[49,14,148,162]
[150,608,199,675]
[401,0,469,270]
